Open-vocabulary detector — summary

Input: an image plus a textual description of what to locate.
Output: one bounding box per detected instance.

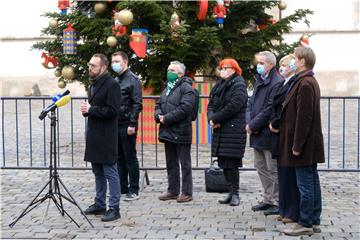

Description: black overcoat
[84,73,122,164]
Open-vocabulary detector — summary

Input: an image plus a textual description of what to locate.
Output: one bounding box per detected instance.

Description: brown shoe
[176,194,193,203]
[283,223,314,236]
[282,217,295,224]
[275,215,283,221]
[158,192,178,201]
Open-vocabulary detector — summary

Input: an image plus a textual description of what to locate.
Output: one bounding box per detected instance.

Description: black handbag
[204,159,229,193]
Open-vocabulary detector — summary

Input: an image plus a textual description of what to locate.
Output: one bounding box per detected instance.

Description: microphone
[51,90,70,102]
[39,91,71,120]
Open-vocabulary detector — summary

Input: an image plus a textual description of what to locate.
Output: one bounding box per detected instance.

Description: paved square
[1,169,359,239]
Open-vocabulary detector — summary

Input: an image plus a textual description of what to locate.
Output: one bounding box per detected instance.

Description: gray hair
[170,61,186,74]
[256,51,276,65]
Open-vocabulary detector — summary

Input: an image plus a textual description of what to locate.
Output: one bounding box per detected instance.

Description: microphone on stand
[39,90,71,120]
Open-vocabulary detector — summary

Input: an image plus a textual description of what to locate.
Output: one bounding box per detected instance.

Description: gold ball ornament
[94,2,107,14]
[106,36,118,47]
[54,69,62,77]
[61,66,75,80]
[278,1,287,11]
[49,19,58,28]
[116,9,134,25]
[57,80,66,89]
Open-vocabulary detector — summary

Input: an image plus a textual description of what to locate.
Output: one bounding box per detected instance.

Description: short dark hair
[92,53,109,67]
[112,51,129,63]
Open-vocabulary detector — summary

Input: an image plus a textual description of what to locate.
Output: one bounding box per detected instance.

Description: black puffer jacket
[207,74,248,159]
[155,77,195,144]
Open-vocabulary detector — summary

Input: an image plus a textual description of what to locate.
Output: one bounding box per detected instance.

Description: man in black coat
[154,61,195,203]
[81,53,122,222]
[111,51,143,201]
[246,51,283,215]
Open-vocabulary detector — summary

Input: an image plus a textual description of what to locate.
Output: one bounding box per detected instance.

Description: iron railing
[1,96,359,172]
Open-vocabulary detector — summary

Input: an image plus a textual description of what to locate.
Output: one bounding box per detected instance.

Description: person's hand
[209,120,220,129]
[127,126,136,135]
[213,123,221,129]
[80,101,91,114]
[293,150,300,156]
[245,124,252,134]
[269,123,279,133]
[159,115,165,124]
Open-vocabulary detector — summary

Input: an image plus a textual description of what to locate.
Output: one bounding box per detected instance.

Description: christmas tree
[34,0,312,93]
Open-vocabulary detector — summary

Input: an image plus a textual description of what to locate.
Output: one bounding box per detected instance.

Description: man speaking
[80,53,122,222]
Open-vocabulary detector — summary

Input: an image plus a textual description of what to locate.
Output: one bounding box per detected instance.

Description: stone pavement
[0,169,359,239]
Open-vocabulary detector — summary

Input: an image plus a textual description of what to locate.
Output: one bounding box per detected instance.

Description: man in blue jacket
[246,51,283,215]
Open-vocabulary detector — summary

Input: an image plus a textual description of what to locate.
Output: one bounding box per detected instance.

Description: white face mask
[220,69,228,79]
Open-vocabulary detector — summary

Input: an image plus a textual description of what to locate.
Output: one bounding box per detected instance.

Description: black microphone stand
[9,110,93,228]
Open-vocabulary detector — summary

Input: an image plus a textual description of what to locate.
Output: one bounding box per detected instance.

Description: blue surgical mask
[256,64,266,75]
[111,63,122,73]
[289,59,297,71]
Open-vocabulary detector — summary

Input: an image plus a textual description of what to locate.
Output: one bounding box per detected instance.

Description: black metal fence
[1,96,359,172]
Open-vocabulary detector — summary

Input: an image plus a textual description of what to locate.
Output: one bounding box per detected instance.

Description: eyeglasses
[87,62,100,68]
[220,67,233,71]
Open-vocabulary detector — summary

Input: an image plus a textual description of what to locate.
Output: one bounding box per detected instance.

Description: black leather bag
[204,159,228,193]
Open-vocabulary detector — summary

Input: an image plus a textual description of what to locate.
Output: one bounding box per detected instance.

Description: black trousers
[222,168,240,194]
[278,166,299,221]
[164,141,193,196]
[117,125,140,194]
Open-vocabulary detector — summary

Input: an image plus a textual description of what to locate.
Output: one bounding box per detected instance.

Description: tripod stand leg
[9,176,53,228]
[42,198,51,224]
[140,170,150,192]
[50,194,81,228]
[53,174,65,216]
[56,177,94,228]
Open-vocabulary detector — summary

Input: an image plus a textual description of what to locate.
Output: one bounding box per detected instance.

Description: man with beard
[81,53,122,222]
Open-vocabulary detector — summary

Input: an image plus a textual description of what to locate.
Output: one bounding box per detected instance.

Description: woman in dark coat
[207,58,248,206]
[269,54,299,224]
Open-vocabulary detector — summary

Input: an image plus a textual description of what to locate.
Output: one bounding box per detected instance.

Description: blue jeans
[117,126,140,194]
[91,162,120,210]
[295,164,322,227]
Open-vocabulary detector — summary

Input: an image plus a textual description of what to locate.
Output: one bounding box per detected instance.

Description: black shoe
[229,194,240,206]
[84,204,106,215]
[101,208,120,222]
[251,202,273,211]
[264,205,279,216]
[218,193,232,204]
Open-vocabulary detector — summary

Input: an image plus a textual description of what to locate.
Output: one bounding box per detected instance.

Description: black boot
[229,168,240,206]
[219,169,232,204]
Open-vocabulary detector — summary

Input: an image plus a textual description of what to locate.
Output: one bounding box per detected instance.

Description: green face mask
[167,71,178,82]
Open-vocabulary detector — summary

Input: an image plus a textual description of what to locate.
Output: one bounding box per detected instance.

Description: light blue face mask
[289,59,297,72]
[256,64,266,75]
[111,62,123,73]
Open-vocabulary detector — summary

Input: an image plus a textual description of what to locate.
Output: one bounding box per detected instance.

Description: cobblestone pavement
[1,169,359,239]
